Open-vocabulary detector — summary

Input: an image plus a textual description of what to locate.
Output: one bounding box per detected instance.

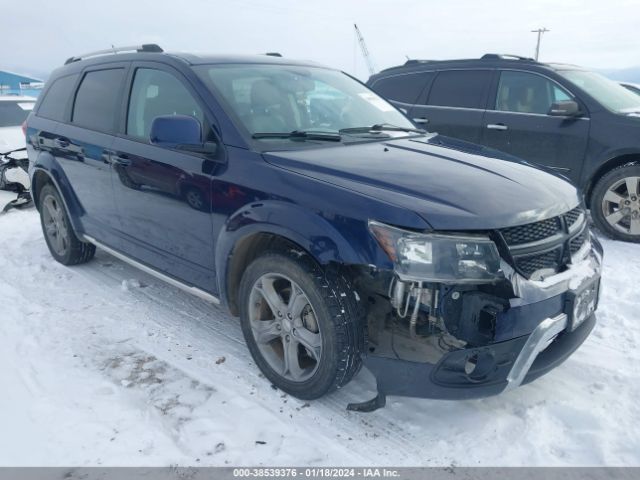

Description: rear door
[482,70,590,183]
[52,65,128,243]
[408,69,494,143]
[110,63,219,291]
[369,71,433,114]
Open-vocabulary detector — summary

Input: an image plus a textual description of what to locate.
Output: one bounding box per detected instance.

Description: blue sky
[1,0,639,80]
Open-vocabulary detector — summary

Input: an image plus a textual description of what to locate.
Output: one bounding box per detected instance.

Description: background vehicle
[1,95,35,153]
[368,54,640,242]
[26,46,601,410]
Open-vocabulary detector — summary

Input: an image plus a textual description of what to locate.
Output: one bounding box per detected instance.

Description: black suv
[368,54,640,242]
[26,46,602,411]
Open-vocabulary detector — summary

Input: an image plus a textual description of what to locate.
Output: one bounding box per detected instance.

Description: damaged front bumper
[349,233,603,412]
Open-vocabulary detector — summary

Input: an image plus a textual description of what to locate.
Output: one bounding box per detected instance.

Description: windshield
[196,64,415,142]
[559,70,640,113]
[0,100,34,127]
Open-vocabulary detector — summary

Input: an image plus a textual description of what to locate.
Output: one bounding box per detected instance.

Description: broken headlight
[369,220,503,283]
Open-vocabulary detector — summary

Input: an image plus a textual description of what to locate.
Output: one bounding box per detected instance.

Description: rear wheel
[38,183,96,265]
[238,251,364,400]
[591,164,640,242]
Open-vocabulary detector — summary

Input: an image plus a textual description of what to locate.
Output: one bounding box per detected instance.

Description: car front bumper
[361,311,595,404]
[349,234,602,411]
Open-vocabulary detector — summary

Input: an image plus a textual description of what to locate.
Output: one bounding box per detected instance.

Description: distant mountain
[601,66,640,83]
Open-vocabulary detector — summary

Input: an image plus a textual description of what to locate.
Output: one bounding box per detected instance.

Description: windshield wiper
[339,123,426,135]
[252,130,342,141]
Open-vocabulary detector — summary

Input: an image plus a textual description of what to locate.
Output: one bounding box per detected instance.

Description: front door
[110,64,219,292]
[482,70,590,183]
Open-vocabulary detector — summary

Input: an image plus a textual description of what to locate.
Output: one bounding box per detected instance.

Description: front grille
[501,217,560,245]
[515,248,563,278]
[565,207,583,228]
[569,229,588,255]
[498,207,588,279]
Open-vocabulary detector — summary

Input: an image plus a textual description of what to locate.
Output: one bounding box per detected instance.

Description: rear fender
[30,151,85,236]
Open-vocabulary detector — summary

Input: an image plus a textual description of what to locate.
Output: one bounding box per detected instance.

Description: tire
[238,250,365,400]
[183,186,206,211]
[591,164,640,242]
[38,183,96,265]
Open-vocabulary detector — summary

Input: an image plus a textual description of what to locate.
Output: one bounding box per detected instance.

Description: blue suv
[26,45,602,411]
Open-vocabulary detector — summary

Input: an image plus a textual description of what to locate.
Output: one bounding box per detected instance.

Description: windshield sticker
[17,102,35,111]
[358,92,395,112]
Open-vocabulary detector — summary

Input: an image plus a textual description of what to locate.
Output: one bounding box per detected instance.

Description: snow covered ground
[1,190,639,467]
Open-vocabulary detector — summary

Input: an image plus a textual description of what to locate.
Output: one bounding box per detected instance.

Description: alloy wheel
[601,176,640,235]
[248,273,322,382]
[42,195,70,256]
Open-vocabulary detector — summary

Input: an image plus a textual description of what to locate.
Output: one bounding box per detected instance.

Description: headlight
[369,220,503,283]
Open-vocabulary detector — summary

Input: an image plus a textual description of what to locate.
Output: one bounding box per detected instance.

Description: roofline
[372,55,589,78]
[53,48,326,72]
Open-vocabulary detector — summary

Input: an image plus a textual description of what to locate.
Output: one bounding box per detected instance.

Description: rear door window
[37,74,79,121]
[495,71,573,114]
[372,72,433,104]
[427,70,493,109]
[72,68,125,132]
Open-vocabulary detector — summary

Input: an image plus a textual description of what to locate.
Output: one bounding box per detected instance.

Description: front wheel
[591,164,640,242]
[238,251,364,400]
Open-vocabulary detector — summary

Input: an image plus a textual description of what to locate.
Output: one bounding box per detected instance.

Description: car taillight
[21,121,27,137]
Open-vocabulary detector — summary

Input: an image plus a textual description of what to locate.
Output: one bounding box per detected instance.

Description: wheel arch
[30,161,85,235]
[584,152,640,207]
[216,201,380,316]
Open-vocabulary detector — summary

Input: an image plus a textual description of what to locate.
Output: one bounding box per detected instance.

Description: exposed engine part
[389,278,439,337]
[441,289,507,344]
[388,276,510,344]
[409,284,423,338]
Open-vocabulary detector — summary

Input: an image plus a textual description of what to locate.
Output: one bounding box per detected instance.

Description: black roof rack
[265,52,282,57]
[481,53,536,61]
[64,44,164,65]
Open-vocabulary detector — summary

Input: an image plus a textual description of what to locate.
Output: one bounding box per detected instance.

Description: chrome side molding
[82,235,221,305]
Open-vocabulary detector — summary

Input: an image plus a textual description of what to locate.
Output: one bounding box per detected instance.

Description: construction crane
[354,23,376,76]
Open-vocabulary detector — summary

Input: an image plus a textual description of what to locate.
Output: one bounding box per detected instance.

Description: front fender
[214,200,395,306]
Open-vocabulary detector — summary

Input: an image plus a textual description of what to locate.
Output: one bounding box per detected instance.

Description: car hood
[263,134,581,230]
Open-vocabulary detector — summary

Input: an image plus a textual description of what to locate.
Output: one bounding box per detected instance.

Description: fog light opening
[465,354,478,375]
[464,351,496,381]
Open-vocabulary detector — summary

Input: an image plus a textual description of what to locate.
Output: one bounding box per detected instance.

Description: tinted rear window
[37,74,78,121]
[0,100,35,127]
[72,69,125,132]
[427,70,493,109]
[372,72,432,104]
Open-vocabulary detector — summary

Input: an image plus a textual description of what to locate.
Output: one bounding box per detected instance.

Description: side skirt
[82,235,221,305]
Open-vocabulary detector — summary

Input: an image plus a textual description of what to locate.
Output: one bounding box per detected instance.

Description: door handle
[413,117,429,124]
[487,123,508,131]
[54,137,70,148]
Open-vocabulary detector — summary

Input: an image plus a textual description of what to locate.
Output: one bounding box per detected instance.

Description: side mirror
[548,100,580,117]
[150,114,202,147]
[149,114,219,158]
